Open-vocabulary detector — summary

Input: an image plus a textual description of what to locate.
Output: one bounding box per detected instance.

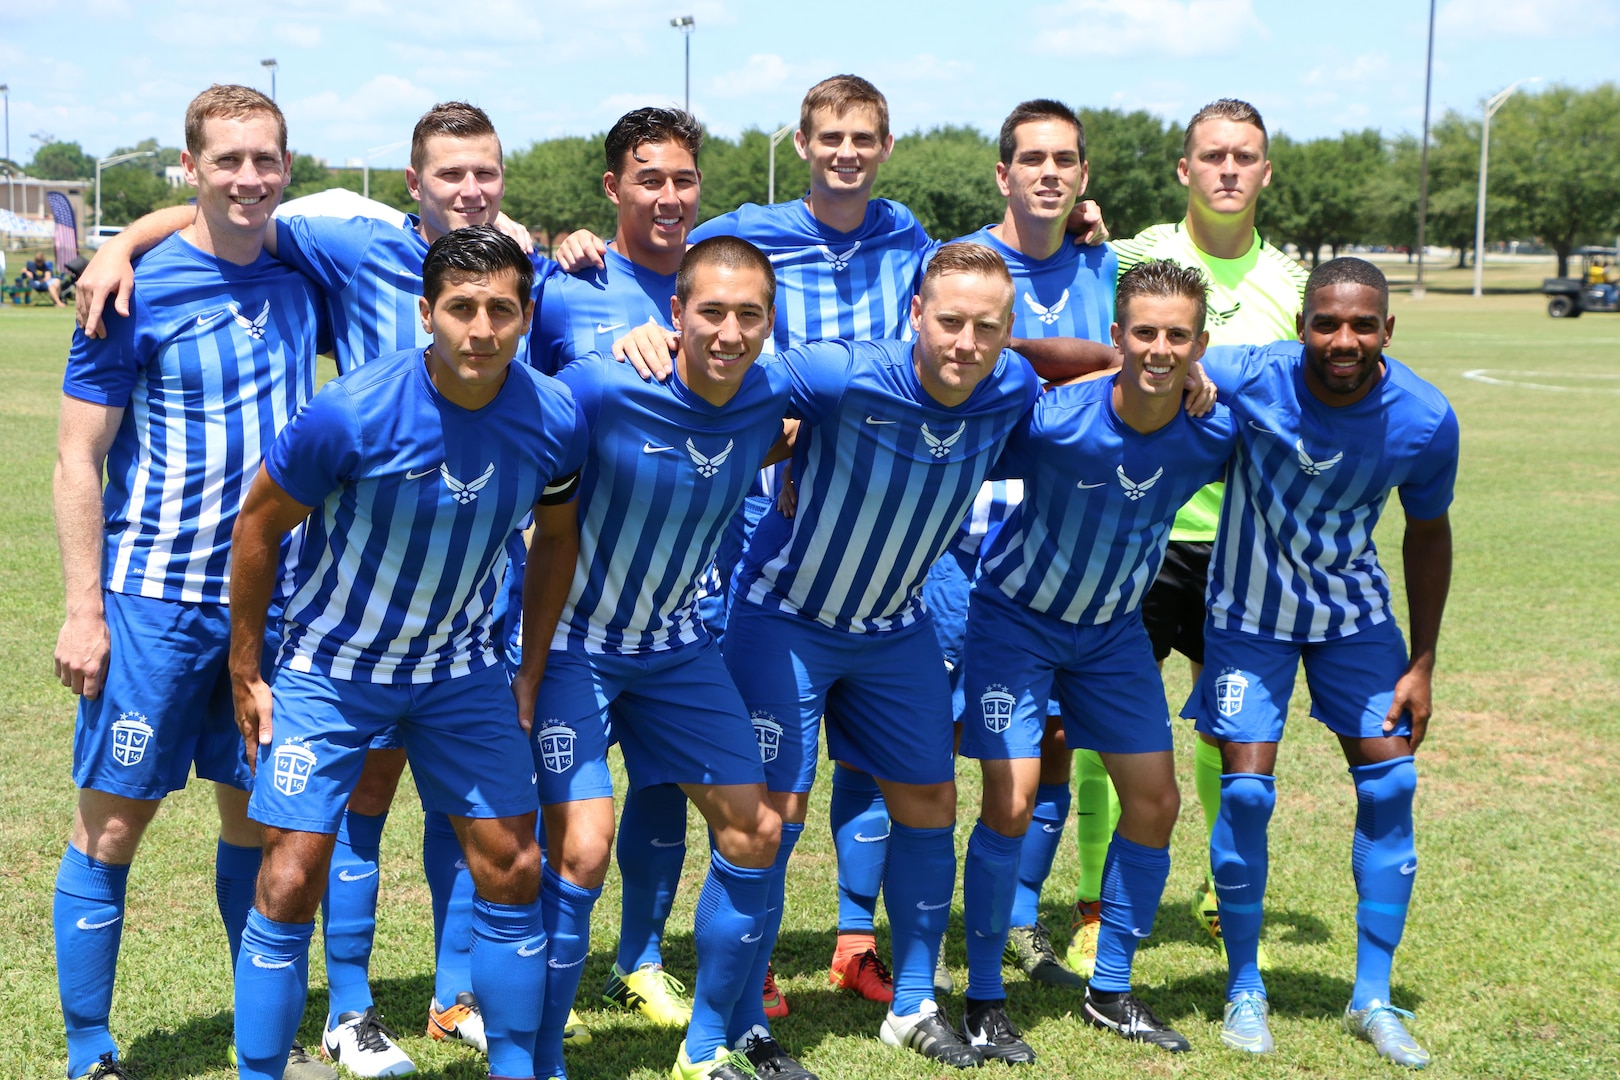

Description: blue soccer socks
[963,820,1021,1001]
[215,840,262,969]
[1211,773,1277,1000]
[1349,756,1419,1010]
[1011,783,1070,926]
[423,810,476,1007]
[472,894,546,1079]
[884,821,956,1017]
[829,766,889,933]
[234,910,314,1080]
[686,850,771,1063]
[727,822,801,1046]
[535,865,601,1079]
[322,809,386,1023]
[616,783,688,972]
[1090,834,1171,993]
[54,846,131,1077]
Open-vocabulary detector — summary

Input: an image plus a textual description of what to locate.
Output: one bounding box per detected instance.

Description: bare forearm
[53,456,107,616]
[1012,337,1119,382]
[519,530,580,669]
[100,204,196,263]
[227,524,281,682]
[1402,516,1452,670]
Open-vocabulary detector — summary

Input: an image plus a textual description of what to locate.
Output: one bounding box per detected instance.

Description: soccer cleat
[934,949,956,995]
[1082,987,1190,1052]
[426,991,487,1052]
[737,1024,819,1079]
[1193,886,1271,969]
[604,962,694,1025]
[1003,921,1085,988]
[321,1007,417,1077]
[828,946,894,1003]
[959,999,1037,1064]
[285,1043,340,1080]
[880,999,985,1069]
[77,1053,136,1080]
[1065,899,1102,980]
[761,962,789,1019]
[564,1008,592,1046]
[672,1042,757,1080]
[1344,1000,1430,1069]
[1221,991,1274,1054]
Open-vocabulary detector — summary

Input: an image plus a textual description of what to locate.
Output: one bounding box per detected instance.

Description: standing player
[1062,98,1307,972]
[959,261,1232,1060]
[50,85,333,1080]
[226,226,587,1080]
[77,102,550,1069]
[1189,258,1456,1065]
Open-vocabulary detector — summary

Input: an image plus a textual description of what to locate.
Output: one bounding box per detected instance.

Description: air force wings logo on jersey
[686,438,734,479]
[1024,289,1070,326]
[1295,439,1344,477]
[980,684,1015,734]
[228,300,271,340]
[537,722,576,774]
[442,462,496,505]
[1117,465,1164,501]
[817,241,862,271]
[921,421,967,460]
[272,740,317,797]
[1214,669,1251,719]
[751,711,783,763]
[111,712,154,767]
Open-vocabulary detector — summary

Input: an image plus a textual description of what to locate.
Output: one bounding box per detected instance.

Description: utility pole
[669,16,695,112]
[1412,0,1436,300]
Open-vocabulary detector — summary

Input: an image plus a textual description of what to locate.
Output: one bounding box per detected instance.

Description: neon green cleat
[1066,898,1102,979]
[1344,1000,1430,1069]
[604,962,693,1026]
[672,1043,757,1080]
[1192,885,1271,969]
[564,1008,592,1047]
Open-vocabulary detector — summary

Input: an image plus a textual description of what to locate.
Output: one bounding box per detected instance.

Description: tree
[1078,108,1185,240]
[699,127,810,221]
[29,141,96,180]
[1259,130,1386,265]
[873,126,1002,239]
[503,136,614,244]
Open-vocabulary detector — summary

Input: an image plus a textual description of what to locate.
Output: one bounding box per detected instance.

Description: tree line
[22,83,1617,277]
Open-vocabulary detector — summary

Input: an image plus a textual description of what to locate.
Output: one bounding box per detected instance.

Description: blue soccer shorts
[531,639,765,806]
[1185,617,1412,744]
[959,583,1172,760]
[249,662,536,833]
[722,599,957,793]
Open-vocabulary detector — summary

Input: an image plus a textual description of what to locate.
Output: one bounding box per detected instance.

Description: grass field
[2,291,1617,1080]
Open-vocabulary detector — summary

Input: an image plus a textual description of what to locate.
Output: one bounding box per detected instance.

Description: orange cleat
[828,934,894,1003]
[762,961,790,1019]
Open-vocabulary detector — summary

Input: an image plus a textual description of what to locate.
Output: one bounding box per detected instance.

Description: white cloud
[705,53,796,100]
[276,22,324,48]
[1301,52,1392,87]
[1437,0,1616,38]
[1030,0,1269,58]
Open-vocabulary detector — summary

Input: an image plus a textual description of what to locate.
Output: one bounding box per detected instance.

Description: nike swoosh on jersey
[338,868,379,882]
[1076,480,1106,489]
[596,322,627,334]
[1248,420,1281,435]
[76,915,123,931]
[406,466,440,480]
[643,443,676,454]
[195,312,218,326]
[864,416,898,425]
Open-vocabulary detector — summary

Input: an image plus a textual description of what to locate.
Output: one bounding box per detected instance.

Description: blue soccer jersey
[980,377,1237,624]
[267,348,588,682]
[1200,343,1460,642]
[275,213,551,372]
[62,233,327,604]
[736,338,1041,633]
[529,246,676,375]
[690,198,937,352]
[553,354,793,653]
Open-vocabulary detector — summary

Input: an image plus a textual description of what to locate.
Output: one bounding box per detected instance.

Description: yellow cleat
[1066,898,1102,979]
[603,962,693,1026]
[564,1008,591,1046]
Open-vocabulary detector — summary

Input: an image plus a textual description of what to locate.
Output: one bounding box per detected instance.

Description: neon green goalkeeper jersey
[1111,220,1308,541]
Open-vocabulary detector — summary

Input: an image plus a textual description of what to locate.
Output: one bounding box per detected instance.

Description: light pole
[669,16,695,112]
[767,124,794,204]
[363,139,410,200]
[1,84,10,165]
[1412,0,1436,300]
[96,150,156,233]
[261,58,278,102]
[1472,77,1539,298]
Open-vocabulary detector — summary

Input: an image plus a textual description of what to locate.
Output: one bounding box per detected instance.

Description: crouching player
[226,226,588,1080]
[1189,257,1457,1067]
[959,260,1234,1060]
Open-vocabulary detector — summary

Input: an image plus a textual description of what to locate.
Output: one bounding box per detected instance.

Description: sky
[3,0,1616,169]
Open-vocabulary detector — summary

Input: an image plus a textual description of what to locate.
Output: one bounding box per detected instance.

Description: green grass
[2,296,1617,1079]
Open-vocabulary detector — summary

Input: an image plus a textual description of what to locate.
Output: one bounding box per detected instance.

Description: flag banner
[47,191,80,271]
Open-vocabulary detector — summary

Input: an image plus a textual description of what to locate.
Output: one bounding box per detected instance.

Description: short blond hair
[1183,98,1267,158]
[920,242,1013,301]
[184,84,286,157]
[799,75,889,140]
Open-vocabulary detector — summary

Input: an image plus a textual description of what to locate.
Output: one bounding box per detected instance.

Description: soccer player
[927,98,1119,992]
[525,106,707,1032]
[50,85,332,1080]
[959,260,1234,1060]
[78,101,547,1068]
[226,225,587,1080]
[524,236,804,1080]
[1188,257,1457,1065]
[1063,98,1308,971]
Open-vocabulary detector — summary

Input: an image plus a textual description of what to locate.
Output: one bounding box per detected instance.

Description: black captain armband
[539,470,582,505]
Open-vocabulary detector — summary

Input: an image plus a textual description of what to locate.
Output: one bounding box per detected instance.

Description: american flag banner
[47,191,79,271]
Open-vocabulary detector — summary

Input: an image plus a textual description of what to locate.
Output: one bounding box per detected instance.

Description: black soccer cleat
[881,1000,986,1069]
[1083,987,1191,1052]
[959,999,1037,1064]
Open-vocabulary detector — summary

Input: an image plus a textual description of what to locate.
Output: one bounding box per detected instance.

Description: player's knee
[1220,774,1276,830]
[552,829,612,889]
[257,849,329,922]
[720,801,781,869]
[979,769,1034,835]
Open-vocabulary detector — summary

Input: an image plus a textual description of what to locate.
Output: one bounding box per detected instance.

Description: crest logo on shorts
[1214,669,1250,718]
[272,739,317,797]
[980,684,1015,734]
[111,712,154,767]
[537,721,576,774]
[751,711,783,763]
[686,438,734,479]
[921,421,966,460]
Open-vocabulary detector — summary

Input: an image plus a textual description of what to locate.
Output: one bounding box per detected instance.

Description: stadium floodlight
[669,16,695,112]
[1473,77,1540,299]
[767,124,794,205]
[261,58,279,102]
[363,139,410,200]
[96,150,157,234]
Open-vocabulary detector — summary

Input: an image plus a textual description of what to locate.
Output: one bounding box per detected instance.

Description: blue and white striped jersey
[553,354,793,654]
[946,225,1119,556]
[981,377,1237,624]
[267,348,587,682]
[1201,343,1459,642]
[737,338,1041,634]
[690,198,937,352]
[62,233,326,604]
[274,213,551,372]
[529,246,675,375]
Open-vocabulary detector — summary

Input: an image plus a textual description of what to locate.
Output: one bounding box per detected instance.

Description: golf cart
[1543,246,1619,317]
